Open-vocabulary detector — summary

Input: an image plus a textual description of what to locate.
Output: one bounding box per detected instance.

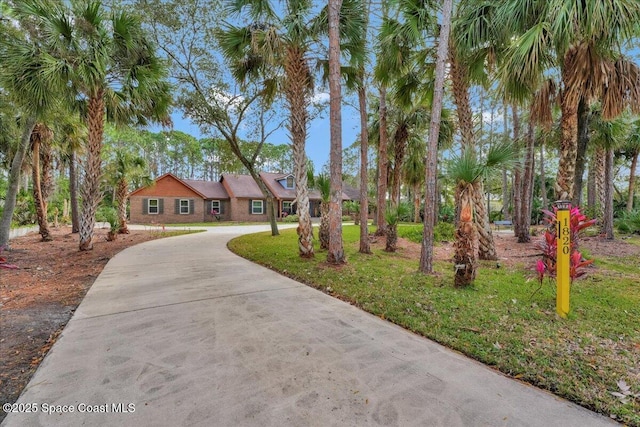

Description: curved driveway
[2,225,615,426]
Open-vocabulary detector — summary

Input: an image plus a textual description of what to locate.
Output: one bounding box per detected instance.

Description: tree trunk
[512,104,523,237]
[594,146,606,221]
[358,85,371,253]
[473,181,497,260]
[375,85,389,236]
[385,223,397,252]
[320,201,330,250]
[603,148,615,239]
[414,182,421,223]
[32,124,53,242]
[517,117,536,243]
[285,46,313,257]
[116,178,130,234]
[540,143,548,210]
[454,184,477,287]
[390,126,409,206]
[79,94,106,251]
[556,60,579,201]
[327,0,345,264]
[449,43,474,147]
[0,116,36,248]
[587,158,597,210]
[627,150,638,212]
[572,98,590,206]
[419,0,453,273]
[69,151,80,233]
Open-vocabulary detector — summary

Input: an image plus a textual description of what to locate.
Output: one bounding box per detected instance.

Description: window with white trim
[149,199,159,214]
[286,176,294,189]
[211,200,221,215]
[180,199,190,214]
[282,201,292,214]
[251,200,264,214]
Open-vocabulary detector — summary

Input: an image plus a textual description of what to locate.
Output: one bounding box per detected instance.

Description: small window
[251,200,264,215]
[211,200,221,215]
[286,176,294,189]
[149,199,159,214]
[282,201,292,214]
[180,199,190,214]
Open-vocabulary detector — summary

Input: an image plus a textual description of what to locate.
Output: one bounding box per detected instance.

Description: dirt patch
[0,226,164,421]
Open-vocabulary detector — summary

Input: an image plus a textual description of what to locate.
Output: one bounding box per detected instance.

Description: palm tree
[30,123,54,241]
[15,1,171,251]
[448,141,518,286]
[495,0,640,200]
[0,3,57,247]
[107,151,151,235]
[591,112,630,239]
[419,0,454,274]
[624,118,640,212]
[219,0,318,258]
[219,0,364,258]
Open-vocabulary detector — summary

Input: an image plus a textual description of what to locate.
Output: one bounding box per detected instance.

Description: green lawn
[228,225,640,426]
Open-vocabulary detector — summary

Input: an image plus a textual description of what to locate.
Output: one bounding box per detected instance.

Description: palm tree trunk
[517,118,536,243]
[572,98,590,206]
[587,160,596,210]
[358,84,371,253]
[385,222,397,252]
[540,143,548,210]
[32,126,53,241]
[285,46,313,257]
[454,184,477,287]
[556,63,579,201]
[320,201,330,250]
[69,151,80,233]
[327,0,345,264]
[473,181,497,260]
[419,0,453,273]
[116,178,129,234]
[512,104,523,237]
[595,147,606,221]
[0,116,36,247]
[627,150,638,212]
[79,93,106,251]
[603,148,615,239]
[413,182,421,223]
[375,84,389,236]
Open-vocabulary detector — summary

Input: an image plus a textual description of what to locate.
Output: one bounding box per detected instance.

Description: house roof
[342,183,361,201]
[260,172,351,201]
[182,179,229,199]
[221,174,264,198]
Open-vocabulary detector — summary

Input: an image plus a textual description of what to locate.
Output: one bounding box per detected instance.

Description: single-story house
[129,172,351,224]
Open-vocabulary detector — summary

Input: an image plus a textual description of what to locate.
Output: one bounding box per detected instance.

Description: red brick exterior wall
[228,198,268,222]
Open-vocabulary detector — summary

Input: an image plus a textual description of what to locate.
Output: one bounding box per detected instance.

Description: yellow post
[555,201,571,318]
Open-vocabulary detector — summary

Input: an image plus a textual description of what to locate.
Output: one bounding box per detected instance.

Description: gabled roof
[260,171,351,201]
[183,179,229,199]
[129,173,208,198]
[221,174,264,198]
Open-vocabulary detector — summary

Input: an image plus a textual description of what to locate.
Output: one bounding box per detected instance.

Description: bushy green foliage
[96,205,118,231]
[14,190,35,226]
[397,221,455,243]
[616,210,640,234]
[282,214,299,223]
[433,221,455,242]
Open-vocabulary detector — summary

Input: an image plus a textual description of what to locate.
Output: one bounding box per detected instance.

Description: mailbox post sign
[555,200,571,318]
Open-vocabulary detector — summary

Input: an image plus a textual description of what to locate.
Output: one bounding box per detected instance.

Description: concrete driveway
[2,225,616,426]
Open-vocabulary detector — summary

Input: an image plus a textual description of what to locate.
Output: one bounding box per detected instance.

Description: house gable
[130,173,205,199]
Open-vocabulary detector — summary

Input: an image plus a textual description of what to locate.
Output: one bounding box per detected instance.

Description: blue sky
[169,98,362,174]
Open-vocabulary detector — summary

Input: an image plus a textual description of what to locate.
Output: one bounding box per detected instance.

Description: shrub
[282,214,299,223]
[615,210,640,234]
[535,206,596,284]
[434,221,455,242]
